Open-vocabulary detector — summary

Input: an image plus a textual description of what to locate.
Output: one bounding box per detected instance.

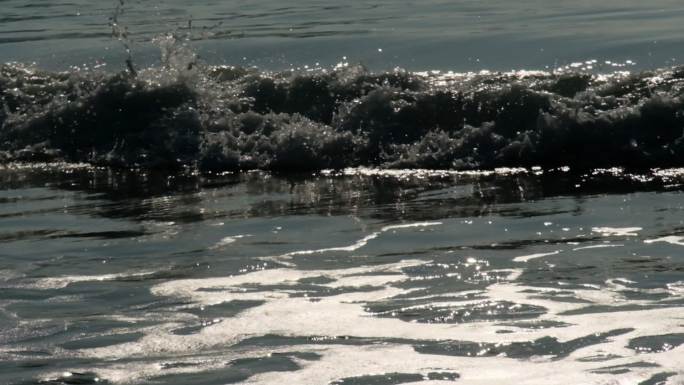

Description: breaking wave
[3,54,684,172]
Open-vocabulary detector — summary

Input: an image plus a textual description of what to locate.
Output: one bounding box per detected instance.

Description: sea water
[2,0,684,71]
[2,1,684,384]
[2,167,684,384]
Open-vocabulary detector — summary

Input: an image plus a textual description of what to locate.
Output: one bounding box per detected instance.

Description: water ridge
[3,60,684,172]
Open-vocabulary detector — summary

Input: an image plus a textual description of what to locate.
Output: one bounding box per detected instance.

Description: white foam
[242,343,684,385]
[644,235,684,246]
[572,244,623,251]
[68,270,684,384]
[0,269,21,282]
[100,257,684,360]
[666,281,684,293]
[321,167,529,179]
[591,227,642,237]
[282,222,442,256]
[513,250,561,263]
[28,271,159,289]
[212,234,249,248]
[45,238,684,384]
[53,338,684,385]
[152,259,428,305]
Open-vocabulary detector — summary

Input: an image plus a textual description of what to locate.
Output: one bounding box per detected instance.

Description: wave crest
[2,62,684,171]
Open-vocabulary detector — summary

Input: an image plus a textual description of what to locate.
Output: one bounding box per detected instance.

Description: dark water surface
[1,165,684,384]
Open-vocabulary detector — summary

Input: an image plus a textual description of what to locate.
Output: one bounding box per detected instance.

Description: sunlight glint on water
[3,0,684,384]
[1,168,684,384]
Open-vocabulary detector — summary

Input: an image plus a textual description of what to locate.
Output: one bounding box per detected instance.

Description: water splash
[109,0,136,76]
[3,60,684,171]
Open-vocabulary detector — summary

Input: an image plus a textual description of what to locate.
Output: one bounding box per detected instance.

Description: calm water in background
[2,0,684,71]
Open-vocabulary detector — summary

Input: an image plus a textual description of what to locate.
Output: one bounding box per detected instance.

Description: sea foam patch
[645,236,684,247]
[54,246,684,385]
[26,271,160,289]
[513,250,562,263]
[592,227,642,237]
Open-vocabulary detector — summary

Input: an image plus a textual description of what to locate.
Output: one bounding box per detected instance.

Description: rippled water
[1,166,684,384]
[3,1,684,384]
[2,0,684,71]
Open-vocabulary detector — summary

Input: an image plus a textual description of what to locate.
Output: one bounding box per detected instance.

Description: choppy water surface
[1,165,684,384]
[3,1,684,384]
[4,2,684,173]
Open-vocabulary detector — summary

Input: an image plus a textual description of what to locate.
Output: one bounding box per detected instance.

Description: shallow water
[1,166,684,384]
[2,0,684,71]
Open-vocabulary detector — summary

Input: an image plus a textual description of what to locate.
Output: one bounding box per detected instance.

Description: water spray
[109,0,137,77]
